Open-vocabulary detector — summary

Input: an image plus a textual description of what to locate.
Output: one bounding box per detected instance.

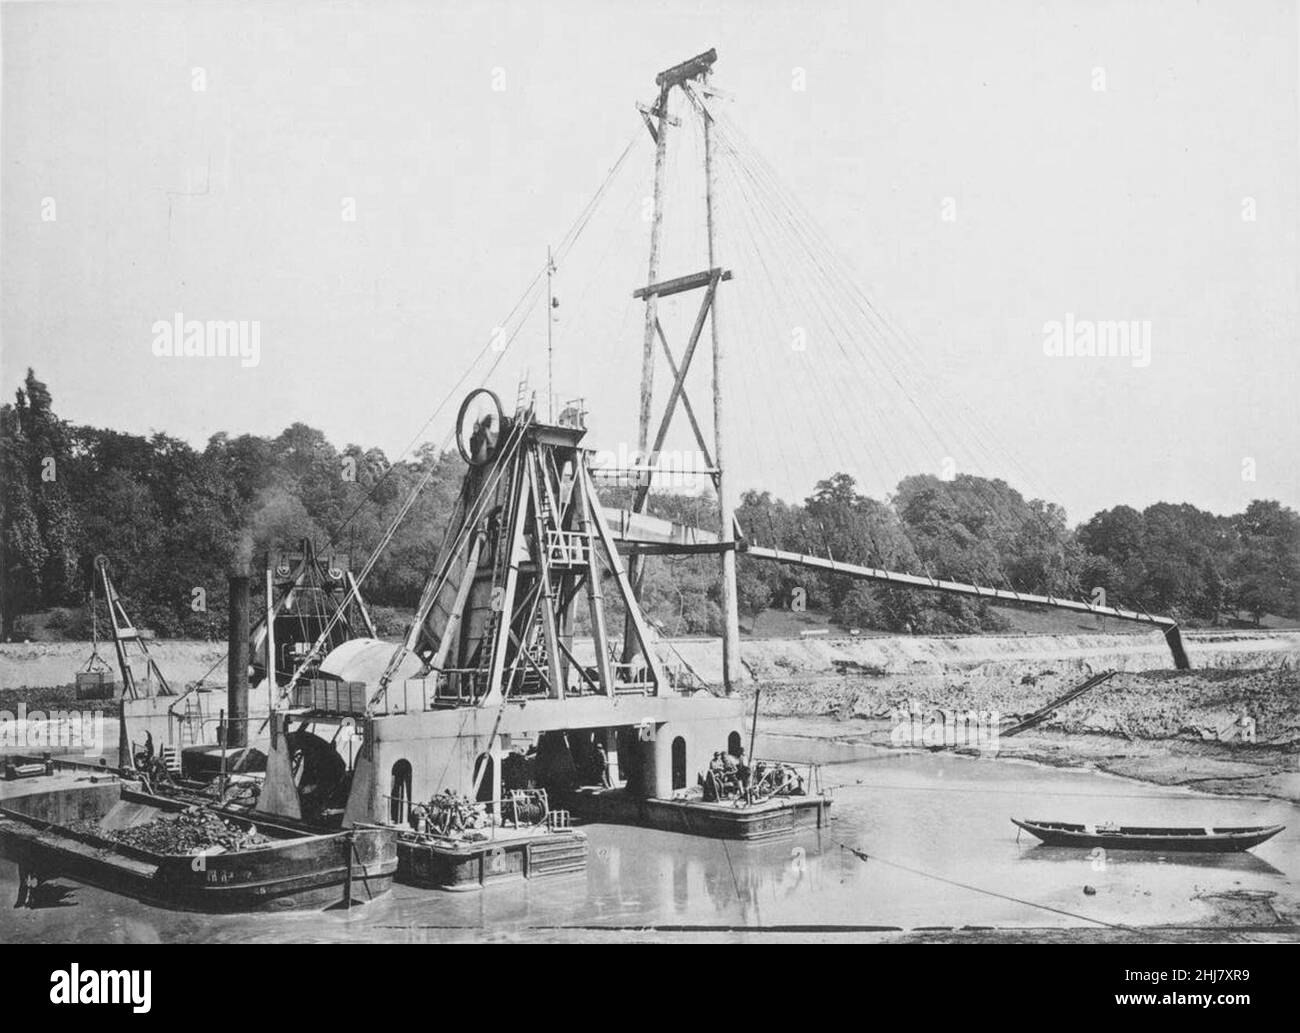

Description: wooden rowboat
[1012,818,1285,853]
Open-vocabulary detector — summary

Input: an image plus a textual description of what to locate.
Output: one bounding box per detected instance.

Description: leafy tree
[1,370,80,634]
[1229,500,1300,624]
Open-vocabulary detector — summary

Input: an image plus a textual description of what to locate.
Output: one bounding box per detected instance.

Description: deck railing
[299,653,680,717]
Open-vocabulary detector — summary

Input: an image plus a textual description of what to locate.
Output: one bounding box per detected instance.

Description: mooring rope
[838,841,1181,941]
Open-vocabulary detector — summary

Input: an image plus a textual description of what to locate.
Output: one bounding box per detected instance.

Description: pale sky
[3,0,1297,525]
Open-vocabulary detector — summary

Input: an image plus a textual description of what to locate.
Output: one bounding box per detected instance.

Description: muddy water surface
[2,726,1295,941]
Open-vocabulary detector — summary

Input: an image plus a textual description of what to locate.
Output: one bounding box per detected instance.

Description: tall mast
[700,69,741,694]
[637,83,671,464]
[546,245,556,422]
[623,63,677,653]
[625,49,739,692]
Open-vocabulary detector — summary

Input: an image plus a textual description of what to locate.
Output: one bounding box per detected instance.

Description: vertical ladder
[183,695,203,746]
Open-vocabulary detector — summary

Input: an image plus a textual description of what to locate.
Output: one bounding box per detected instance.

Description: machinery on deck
[252,539,377,691]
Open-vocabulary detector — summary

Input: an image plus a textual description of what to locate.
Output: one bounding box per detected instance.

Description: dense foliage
[1,370,462,638]
[2,370,1297,639]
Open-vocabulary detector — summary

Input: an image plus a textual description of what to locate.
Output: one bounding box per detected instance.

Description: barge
[0,774,396,911]
[394,825,588,890]
[370,788,588,890]
[566,773,831,841]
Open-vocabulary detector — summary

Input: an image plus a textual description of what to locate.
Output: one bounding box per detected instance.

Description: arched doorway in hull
[390,759,412,824]
[671,736,687,791]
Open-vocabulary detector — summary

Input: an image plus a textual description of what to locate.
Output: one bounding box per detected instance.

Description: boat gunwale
[1011,818,1286,849]
[1014,818,1285,839]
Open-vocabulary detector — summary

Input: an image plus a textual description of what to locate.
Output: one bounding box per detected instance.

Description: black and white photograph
[0,0,1296,993]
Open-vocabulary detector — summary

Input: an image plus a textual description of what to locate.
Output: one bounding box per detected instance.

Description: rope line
[839,842,1177,941]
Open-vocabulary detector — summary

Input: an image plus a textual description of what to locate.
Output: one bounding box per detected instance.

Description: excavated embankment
[675,630,1300,802]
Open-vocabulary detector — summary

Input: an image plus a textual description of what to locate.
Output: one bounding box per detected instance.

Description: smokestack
[227,567,250,749]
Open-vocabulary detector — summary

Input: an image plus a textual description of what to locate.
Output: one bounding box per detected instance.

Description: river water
[2,728,1296,942]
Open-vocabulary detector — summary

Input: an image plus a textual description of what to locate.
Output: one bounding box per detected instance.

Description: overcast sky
[3,0,1297,525]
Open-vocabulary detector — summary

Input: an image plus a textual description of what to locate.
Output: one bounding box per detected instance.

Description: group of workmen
[700,746,805,805]
[700,747,750,802]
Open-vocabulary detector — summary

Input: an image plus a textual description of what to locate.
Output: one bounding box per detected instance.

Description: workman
[593,740,611,787]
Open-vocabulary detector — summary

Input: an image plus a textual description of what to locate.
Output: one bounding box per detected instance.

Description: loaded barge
[569,788,828,840]
[0,773,396,911]
[389,792,587,890]
[568,772,830,841]
[395,826,588,890]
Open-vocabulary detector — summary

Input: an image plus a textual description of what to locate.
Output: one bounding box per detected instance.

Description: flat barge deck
[565,786,831,840]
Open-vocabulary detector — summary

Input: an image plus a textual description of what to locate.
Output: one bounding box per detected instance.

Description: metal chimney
[227,569,250,749]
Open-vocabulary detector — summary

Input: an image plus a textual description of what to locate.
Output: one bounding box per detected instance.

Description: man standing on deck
[733,747,752,804]
[593,738,611,787]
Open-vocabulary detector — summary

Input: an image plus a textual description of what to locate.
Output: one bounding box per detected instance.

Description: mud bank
[731,629,1300,796]
[754,665,1300,805]
[765,710,1300,802]
[673,628,1300,803]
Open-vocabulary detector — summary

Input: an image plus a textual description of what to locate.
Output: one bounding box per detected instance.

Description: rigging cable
[189,131,646,696]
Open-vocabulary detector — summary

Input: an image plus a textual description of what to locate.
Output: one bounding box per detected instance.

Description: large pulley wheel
[456,389,505,467]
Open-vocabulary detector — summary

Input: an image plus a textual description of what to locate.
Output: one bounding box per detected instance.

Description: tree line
[2,369,1297,640]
